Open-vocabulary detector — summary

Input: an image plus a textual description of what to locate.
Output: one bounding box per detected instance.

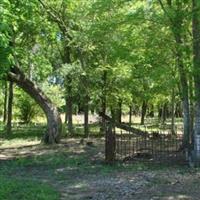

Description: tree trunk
[175,102,182,118]
[162,102,167,124]
[172,14,190,148]
[129,106,132,126]
[64,97,68,123]
[110,106,115,121]
[100,71,107,133]
[116,100,122,123]
[178,65,190,149]
[62,44,73,134]
[148,104,154,118]
[6,81,13,135]
[189,75,194,145]
[192,0,200,165]
[159,0,190,150]
[158,106,162,119]
[65,76,73,134]
[100,94,106,134]
[84,95,89,138]
[77,99,83,115]
[141,100,147,125]
[171,88,176,135]
[105,123,116,164]
[3,81,8,124]
[8,66,62,144]
[78,48,90,138]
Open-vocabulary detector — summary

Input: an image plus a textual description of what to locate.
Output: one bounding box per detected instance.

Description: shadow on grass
[0,124,46,140]
[0,146,190,178]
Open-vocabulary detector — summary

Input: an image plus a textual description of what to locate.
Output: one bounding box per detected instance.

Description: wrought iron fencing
[105,123,186,164]
[116,131,185,163]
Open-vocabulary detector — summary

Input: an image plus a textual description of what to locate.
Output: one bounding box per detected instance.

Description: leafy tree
[0,0,62,143]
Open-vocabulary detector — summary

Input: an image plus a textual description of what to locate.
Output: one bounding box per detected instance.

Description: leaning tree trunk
[7,66,62,144]
[6,81,13,135]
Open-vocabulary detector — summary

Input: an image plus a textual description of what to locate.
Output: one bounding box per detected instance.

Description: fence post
[105,122,116,164]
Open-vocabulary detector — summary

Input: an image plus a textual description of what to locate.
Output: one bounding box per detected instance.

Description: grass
[0,125,61,200]
[0,115,184,139]
[0,123,101,140]
[0,144,188,177]
[0,120,194,199]
[64,123,101,137]
[0,144,194,200]
[132,117,183,133]
[0,175,59,200]
[0,125,42,149]
[0,124,46,140]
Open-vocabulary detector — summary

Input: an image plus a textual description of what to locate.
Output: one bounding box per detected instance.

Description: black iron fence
[105,123,186,164]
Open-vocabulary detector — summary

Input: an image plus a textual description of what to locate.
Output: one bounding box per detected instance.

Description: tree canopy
[1,0,200,165]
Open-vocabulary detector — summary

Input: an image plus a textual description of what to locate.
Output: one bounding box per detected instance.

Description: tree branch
[38,0,68,32]
[157,0,174,25]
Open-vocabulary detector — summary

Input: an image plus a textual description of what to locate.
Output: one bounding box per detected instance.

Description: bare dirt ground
[0,138,200,200]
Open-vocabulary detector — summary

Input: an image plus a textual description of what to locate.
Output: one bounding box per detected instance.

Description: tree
[192,0,200,164]
[158,0,191,147]
[6,81,13,135]
[0,0,62,143]
[7,66,62,143]
[3,81,8,123]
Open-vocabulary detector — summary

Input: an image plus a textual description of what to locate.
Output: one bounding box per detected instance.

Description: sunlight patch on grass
[0,138,40,149]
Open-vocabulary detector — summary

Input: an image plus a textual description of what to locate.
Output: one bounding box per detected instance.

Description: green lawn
[0,176,59,200]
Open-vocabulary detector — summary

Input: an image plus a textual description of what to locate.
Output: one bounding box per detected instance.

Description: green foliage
[41,83,65,108]
[0,0,12,75]
[0,82,5,116]
[0,0,196,132]
[14,89,42,123]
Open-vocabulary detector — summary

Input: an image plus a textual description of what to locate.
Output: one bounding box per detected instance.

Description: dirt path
[55,169,200,200]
